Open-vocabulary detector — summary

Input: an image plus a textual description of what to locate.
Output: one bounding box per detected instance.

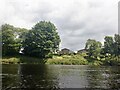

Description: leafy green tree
[103,36,114,56]
[2,24,15,55]
[1,24,27,56]
[22,21,61,58]
[102,34,120,65]
[85,39,102,59]
[114,34,120,56]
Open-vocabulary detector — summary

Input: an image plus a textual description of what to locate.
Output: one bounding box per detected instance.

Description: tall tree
[114,34,120,56]
[85,39,102,59]
[2,24,15,55]
[22,21,61,58]
[103,36,114,56]
[103,34,120,65]
[1,24,27,56]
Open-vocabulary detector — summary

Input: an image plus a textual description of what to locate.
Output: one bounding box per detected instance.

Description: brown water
[2,64,120,89]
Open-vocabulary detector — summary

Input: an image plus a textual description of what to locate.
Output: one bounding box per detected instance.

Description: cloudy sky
[0,0,119,51]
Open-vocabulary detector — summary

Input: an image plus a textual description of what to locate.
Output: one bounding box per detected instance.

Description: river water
[1,64,120,89]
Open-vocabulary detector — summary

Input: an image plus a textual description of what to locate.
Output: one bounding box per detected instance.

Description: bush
[46,55,88,65]
[103,56,120,66]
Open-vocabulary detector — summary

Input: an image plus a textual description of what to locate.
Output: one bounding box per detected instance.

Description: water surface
[2,64,120,89]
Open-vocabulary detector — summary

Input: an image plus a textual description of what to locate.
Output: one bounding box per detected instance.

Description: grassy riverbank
[1,54,120,66]
[1,55,44,64]
[46,54,88,65]
[1,54,88,65]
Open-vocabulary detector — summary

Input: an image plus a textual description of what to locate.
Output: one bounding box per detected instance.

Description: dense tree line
[85,34,120,65]
[1,21,61,58]
[1,21,119,65]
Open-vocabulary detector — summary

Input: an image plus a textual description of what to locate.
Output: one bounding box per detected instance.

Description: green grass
[1,55,45,64]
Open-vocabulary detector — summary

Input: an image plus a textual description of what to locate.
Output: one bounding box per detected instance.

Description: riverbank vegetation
[0,21,120,66]
[1,55,44,64]
[46,54,88,65]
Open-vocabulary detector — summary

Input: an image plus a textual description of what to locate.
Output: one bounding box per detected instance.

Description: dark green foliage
[85,34,120,65]
[1,24,28,56]
[103,34,120,56]
[103,36,114,55]
[85,39,102,59]
[114,34,120,56]
[22,21,61,58]
[102,34,120,65]
[2,24,15,55]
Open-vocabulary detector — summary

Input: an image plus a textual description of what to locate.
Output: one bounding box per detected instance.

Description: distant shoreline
[1,54,119,66]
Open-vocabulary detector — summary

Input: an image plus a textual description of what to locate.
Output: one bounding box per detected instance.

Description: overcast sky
[0,0,119,51]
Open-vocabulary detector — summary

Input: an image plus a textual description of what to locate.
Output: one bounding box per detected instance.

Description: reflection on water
[2,64,120,89]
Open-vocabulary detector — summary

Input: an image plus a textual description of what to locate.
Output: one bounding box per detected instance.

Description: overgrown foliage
[1,24,27,56]
[85,34,120,66]
[1,21,60,58]
[1,22,119,66]
[46,55,88,65]
[22,21,60,58]
[85,39,102,59]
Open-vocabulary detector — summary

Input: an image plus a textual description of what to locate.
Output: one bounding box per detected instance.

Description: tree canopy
[85,39,102,59]
[22,21,61,58]
[85,34,120,65]
[1,24,28,56]
[103,34,120,56]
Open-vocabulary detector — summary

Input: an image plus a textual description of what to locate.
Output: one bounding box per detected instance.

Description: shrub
[46,55,88,65]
